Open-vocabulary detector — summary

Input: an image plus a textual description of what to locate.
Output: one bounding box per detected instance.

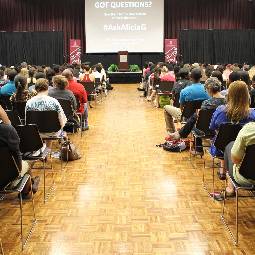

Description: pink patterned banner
[70,39,81,64]
[164,39,178,63]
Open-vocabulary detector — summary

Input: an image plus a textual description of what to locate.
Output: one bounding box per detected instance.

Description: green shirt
[231,122,255,185]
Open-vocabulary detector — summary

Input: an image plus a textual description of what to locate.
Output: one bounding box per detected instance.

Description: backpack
[156,140,187,152]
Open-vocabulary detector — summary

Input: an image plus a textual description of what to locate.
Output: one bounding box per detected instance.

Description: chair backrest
[95,78,101,88]
[79,81,95,94]
[214,123,242,152]
[26,111,61,133]
[5,110,22,127]
[239,144,255,180]
[157,81,174,93]
[0,147,20,190]
[12,101,26,119]
[250,94,255,108]
[15,124,43,153]
[57,98,74,120]
[195,108,215,136]
[0,95,12,110]
[182,100,204,120]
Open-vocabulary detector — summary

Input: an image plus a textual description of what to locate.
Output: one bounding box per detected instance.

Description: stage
[107,71,142,84]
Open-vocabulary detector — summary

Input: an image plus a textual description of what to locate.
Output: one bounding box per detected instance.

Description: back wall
[0,0,254,63]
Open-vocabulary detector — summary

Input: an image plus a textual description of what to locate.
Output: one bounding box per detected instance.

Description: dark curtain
[0,32,64,66]
[180,30,255,64]
[164,0,255,39]
[0,0,85,61]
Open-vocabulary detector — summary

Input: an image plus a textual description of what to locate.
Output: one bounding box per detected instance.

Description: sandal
[211,190,235,201]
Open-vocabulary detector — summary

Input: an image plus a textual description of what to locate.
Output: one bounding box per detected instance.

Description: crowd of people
[140,61,255,200]
[0,61,110,198]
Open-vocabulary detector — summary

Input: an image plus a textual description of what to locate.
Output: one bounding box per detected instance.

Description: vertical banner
[164,39,178,63]
[69,39,81,64]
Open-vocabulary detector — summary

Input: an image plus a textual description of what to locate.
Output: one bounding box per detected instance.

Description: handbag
[60,140,81,161]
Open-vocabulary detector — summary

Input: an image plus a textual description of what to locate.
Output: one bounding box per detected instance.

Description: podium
[118,51,129,71]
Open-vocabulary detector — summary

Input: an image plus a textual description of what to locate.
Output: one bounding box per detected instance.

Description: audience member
[164,69,209,134]
[62,69,89,130]
[0,69,17,96]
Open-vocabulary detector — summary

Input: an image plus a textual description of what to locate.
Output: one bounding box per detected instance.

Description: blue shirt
[209,105,255,156]
[0,81,16,96]
[179,83,209,105]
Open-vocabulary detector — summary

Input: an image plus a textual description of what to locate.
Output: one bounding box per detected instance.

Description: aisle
[1,85,254,254]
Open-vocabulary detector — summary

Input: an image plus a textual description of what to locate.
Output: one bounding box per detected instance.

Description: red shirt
[81,73,93,83]
[66,80,87,113]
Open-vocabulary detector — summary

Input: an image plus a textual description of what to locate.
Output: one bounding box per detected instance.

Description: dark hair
[53,65,60,74]
[84,65,90,72]
[28,68,35,78]
[191,68,202,82]
[0,70,4,78]
[238,71,250,86]
[211,70,223,84]
[35,78,49,92]
[7,70,17,81]
[252,75,255,82]
[35,72,46,80]
[95,64,102,73]
[14,75,27,101]
[179,68,189,79]
[229,72,240,83]
[46,68,55,85]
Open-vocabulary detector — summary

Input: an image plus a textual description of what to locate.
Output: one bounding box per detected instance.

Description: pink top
[160,73,176,82]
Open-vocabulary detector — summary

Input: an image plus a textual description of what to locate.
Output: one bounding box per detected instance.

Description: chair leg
[0,239,4,255]
[236,189,239,245]
[18,192,24,251]
[221,178,238,245]
[43,161,46,203]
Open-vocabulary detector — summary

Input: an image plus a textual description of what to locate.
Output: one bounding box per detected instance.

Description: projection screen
[85,0,164,53]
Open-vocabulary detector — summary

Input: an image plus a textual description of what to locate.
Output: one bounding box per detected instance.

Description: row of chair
[187,108,255,245]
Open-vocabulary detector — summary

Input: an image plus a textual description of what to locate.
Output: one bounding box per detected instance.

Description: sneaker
[82,126,89,131]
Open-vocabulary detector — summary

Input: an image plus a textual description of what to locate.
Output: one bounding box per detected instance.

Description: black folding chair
[16,124,52,202]
[190,108,215,166]
[12,101,26,121]
[208,123,242,199]
[57,98,81,135]
[95,78,103,102]
[5,109,22,127]
[79,81,97,107]
[26,110,67,170]
[221,144,255,245]
[156,81,174,96]
[181,100,204,122]
[0,147,36,251]
[0,95,12,110]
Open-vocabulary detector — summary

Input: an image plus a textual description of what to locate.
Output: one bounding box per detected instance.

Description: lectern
[118,51,129,71]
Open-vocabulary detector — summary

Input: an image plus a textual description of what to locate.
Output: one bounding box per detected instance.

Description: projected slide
[85,0,164,53]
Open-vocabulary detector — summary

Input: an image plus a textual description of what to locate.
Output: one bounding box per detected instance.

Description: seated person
[160,65,176,82]
[0,117,40,198]
[250,75,255,107]
[164,69,210,135]
[0,69,7,87]
[172,68,191,108]
[28,72,47,93]
[0,69,17,96]
[167,77,225,155]
[79,65,95,83]
[216,122,255,199]
[0,105,11,124]
[62,69,89,131]
[210,81,255,179]
[10,75,36,103]
[49,75,77,110]
[26,78,67,138]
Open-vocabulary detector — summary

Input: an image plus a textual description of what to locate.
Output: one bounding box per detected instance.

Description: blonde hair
[53,75,68,90]
[161,66,169,74]
[20,68,28,78]
[248,66,255,80]
[226,81,250,123]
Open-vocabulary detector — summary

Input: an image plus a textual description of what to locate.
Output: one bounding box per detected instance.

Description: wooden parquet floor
[1,84,255,255]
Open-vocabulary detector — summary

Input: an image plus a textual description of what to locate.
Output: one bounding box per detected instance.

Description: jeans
[178,113,203,152]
